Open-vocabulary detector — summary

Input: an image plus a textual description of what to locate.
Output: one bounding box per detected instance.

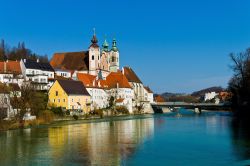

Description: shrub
[39,110,54,124]
[115,106,129,114]
[73,115,78,120]
[66,110,70,116]
[96,109,104,118]
[51,107,65,116]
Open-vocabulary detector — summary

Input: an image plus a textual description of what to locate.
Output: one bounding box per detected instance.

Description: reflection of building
[47,118,154,165]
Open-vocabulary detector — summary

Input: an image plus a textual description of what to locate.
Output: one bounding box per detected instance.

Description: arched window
[92,55,94,60]
[112,56,115,62]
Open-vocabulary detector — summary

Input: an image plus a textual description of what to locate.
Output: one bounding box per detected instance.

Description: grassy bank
[0,110,150,131]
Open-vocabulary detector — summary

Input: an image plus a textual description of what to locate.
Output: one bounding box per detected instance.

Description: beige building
[48,80,91,114]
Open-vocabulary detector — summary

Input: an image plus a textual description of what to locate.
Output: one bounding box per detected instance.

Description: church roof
[123,67,142,83]
[50,51,89,71]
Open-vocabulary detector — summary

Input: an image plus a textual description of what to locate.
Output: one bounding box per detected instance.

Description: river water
[0,109,250,166]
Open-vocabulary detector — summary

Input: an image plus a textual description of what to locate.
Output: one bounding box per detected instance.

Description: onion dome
[102,39,109,52]
[111,38,118,52]
[89,29,99,48]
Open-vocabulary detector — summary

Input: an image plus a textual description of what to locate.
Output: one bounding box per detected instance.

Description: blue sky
[0,0,250,93]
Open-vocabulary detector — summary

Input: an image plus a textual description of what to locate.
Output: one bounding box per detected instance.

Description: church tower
[109,38,119,72]
[100,38,110,71]
[89,29,101,75]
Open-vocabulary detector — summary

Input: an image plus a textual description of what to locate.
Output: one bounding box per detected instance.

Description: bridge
[151,102,231,114]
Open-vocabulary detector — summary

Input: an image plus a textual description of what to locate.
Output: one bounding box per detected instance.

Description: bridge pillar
[194,108,202,114]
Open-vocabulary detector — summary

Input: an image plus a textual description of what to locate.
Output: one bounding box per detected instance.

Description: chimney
[37,59,39,63]
[24,59,26,63]
[122,68,124,75]
[117,82,119,89]
[4,61,6,73]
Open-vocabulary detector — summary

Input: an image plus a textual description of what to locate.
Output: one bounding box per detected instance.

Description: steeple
[90,28,99,48]
[111,38,118,52]
[102,36,109,52]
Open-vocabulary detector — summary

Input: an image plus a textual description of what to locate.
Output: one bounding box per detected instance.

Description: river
[0,109,250,166]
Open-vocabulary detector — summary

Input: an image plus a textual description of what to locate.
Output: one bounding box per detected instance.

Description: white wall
[87,88,109,110]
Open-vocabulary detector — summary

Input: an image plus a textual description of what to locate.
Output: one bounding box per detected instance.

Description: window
[53,99,55,103]
[58,99,60,103]
[63,99,65,102]
[92,55,94,60]
[4,98,7,104]
[72,98,74,102]
[112,56,115,62]
[55,91,58,96]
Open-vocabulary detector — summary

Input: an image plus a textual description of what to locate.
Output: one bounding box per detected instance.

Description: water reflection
[2,113,250,165]
[0,118,154,166]
[230,119,250,161]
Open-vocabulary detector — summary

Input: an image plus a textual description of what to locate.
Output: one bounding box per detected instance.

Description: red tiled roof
[116,98,124,103]
[77,73,96,87]
[123,67,142,83]
[105,72,131,89]
[77,72,131,90]
[50,51,89,71]
[155,95,165,103]
[0,61,21,74]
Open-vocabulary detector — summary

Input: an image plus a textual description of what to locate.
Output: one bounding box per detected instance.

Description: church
[50,31,119,78]
[50,31,154,113]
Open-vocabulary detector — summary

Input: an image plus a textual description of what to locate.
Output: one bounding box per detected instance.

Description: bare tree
[229,48,250,115]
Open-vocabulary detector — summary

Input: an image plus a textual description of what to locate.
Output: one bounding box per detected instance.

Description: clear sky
[0,0,249,93]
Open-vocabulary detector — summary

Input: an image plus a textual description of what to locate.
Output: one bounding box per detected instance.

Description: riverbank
[0,113,154,131]
[0,109,233,132]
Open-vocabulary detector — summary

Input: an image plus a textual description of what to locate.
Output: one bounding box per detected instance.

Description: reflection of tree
[230,119,250,160]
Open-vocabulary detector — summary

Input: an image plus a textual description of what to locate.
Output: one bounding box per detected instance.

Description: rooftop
[57,80,90,96]
[123,67,142,83]
[50,51,89,71]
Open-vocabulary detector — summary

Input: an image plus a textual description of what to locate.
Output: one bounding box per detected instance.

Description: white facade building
[55,69,71,78]
[204,92,218,101]
[20,59,55,90]
[0,92,14,120]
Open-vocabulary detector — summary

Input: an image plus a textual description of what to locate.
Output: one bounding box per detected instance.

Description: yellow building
[48,80,91,114]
